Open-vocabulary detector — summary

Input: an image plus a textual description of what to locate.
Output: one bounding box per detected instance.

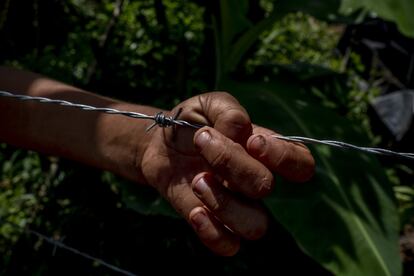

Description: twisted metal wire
[273,136,414,160]
[0,90,202,130]
[1,90,414,160]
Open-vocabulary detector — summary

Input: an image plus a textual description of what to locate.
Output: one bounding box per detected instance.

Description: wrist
[99,101,164,184]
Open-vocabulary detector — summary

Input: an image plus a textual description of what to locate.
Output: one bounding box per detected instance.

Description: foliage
[0,146,66,268]
[226,79,400,276]
[0,0,207,105]
[246,12,343,70]
[0,0,412,275]
[340,0,414,37]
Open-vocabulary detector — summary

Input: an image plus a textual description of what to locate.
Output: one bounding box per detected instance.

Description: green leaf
[221,79,401,276]
[340,0,414,37]
[225,8,283,74]
[215,0,253,78]
[219,0,251,56]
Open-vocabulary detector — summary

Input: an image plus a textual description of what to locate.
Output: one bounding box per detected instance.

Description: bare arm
[0,66,157,182]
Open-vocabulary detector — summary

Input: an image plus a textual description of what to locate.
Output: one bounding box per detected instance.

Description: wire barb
[145,108,184,132]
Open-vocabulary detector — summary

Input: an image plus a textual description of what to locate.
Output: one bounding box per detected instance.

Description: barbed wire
[273,136,414,160]
[1,90,413,160]
[0,91,202,131]
[0,217,137,276]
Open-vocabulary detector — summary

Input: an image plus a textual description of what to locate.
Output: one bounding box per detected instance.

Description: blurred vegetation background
[0,0,413,275]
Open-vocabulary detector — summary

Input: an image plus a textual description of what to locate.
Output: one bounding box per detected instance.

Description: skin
[0,66,315,256]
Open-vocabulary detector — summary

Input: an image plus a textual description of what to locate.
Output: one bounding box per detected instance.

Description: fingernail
[193,177,209,197]
[194,130,212,148]
[190,211,209,232]
[251,135,266,149]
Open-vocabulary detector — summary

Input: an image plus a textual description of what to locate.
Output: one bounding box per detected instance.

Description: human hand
[140,92,315,256]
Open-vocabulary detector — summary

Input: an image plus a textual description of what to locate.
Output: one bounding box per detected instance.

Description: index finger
[194,126,274,198]
[246,126,315,183]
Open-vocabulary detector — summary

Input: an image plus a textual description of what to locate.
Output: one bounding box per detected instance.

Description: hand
[140,92,315,256]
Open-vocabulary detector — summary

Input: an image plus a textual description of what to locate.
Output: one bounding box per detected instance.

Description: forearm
[0,66,160,183]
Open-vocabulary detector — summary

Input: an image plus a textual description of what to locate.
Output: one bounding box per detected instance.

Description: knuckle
[210,191,231,213]
[252,172,274,198]
[202,229,221,243]
[244,219,268,240]
[216,91,233,99]
[225,108,251,128]
[297,153,316,182]
[202,91,235,112]
[210,146,232,169]
[274,143,290,168]
[282,147,315,183]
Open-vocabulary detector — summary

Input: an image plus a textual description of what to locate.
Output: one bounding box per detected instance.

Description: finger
[194,127,274,198]
[192,172,268,240]
[158,177,240,256]
[198,92,252,145]
[189,206,240,256]
[246,131,315,182]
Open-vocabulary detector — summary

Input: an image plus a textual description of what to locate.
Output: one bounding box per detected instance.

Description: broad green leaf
[215,0,252,78]
[219,0,251,55]
[225,8,283,74]
[340,0,414,37]
[222,79,401,276]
